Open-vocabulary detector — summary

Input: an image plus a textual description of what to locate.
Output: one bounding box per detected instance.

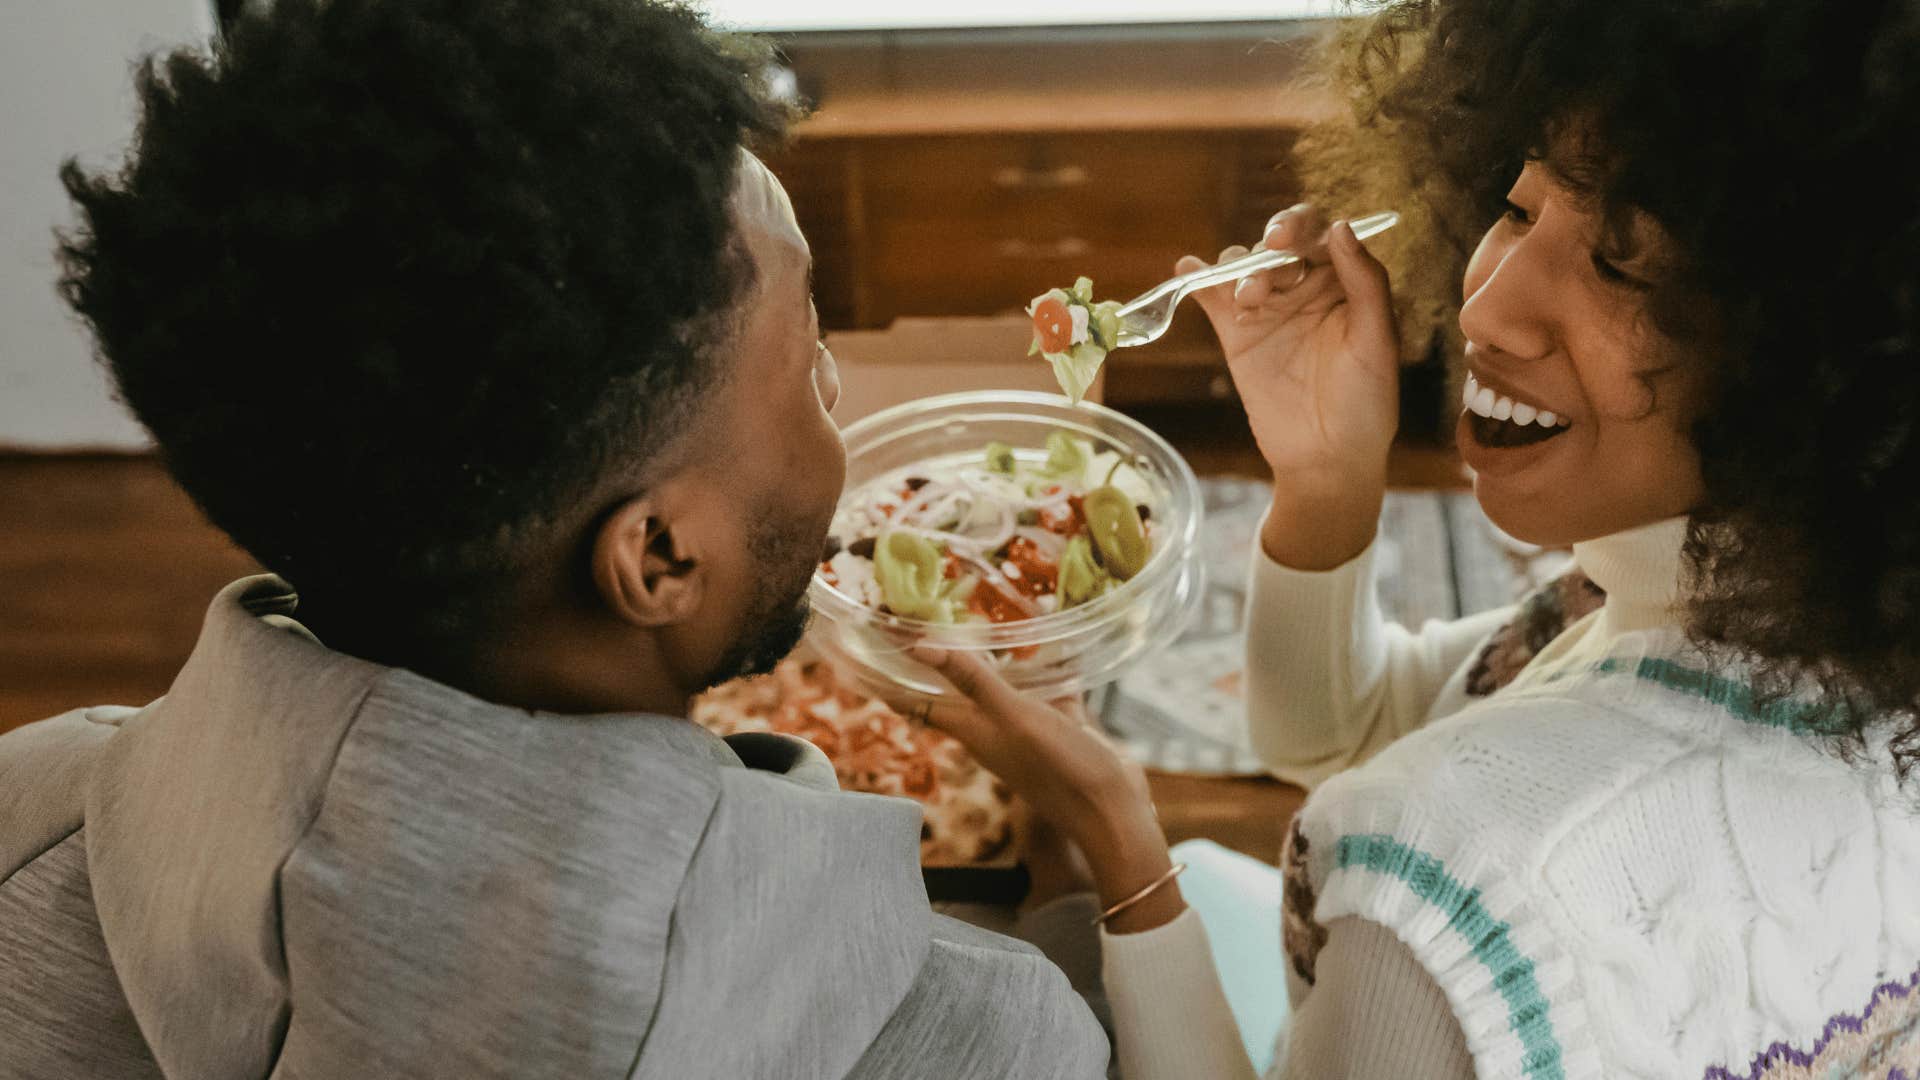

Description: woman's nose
[1458,234,1556,363]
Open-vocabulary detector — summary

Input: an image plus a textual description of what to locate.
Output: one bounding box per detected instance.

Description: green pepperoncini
[1083,485,1150,581]
[873,531,960,622]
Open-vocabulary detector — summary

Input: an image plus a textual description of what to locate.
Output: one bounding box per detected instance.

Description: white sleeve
[1100,908,1258,1080]
[1098,910,1473,1080]
[1243,513,1513,790]
[1282,918,1474,1080]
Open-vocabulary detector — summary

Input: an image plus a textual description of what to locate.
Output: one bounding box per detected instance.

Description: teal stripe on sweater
[1588,656,1837,735]
[1334,834,1566,1080]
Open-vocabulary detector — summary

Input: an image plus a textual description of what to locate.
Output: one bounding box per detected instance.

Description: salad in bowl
[808,391,1203,703]
[820,430,1156,629]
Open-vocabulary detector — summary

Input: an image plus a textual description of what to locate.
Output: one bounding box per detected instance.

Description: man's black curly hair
[59,0,787,664]
[1337,0,1920,773]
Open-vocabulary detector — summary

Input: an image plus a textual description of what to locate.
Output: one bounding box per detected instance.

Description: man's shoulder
[357,667,736,820]
[270,674,749,1076]
[636,899,1109,1080]
[631,738,1108,1078]
[0,706,135,880]
[842,913,1108,1080]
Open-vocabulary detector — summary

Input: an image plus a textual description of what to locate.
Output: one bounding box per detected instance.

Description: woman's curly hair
[58,0,787,664]
[1306,0,1920,774]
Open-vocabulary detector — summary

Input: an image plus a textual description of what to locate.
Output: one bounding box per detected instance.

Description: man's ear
[590,496,703,628]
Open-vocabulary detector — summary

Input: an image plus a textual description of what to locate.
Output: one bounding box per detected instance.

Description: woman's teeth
[1462,373,1565,430]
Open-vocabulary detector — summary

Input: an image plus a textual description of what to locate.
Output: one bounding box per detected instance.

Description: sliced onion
[1013,525,1068,560]
[892,480,951,527]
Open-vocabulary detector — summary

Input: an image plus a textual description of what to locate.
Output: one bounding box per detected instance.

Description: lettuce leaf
[1058,535,1108,608]
[1037,430,1092,483]
[1031,281,1121,404]
[1044,342,1106,406]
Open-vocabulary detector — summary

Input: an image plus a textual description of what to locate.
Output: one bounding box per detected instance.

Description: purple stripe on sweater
[1700,964,1920,1080]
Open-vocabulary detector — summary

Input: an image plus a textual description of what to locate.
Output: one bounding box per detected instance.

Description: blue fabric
[1172,839,1291,1074]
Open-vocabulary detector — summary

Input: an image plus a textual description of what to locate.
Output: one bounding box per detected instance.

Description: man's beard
[699,509,821,689]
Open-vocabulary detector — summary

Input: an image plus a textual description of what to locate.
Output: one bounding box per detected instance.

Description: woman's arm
[1102,908,1258,1080]
[1281,918,1474,1079]
[1242,518,1514,789]
[1096,909,1472,1080]
[901,650,1475,1079]
[1170,207,1503,785]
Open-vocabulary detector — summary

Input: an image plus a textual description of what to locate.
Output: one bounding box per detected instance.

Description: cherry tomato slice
[1032,295,1074,354]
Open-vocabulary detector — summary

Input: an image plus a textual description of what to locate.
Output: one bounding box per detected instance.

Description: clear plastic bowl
[807,390,1206,703]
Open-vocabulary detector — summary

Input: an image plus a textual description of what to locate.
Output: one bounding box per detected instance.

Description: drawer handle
[994,237,1091,260]
[991,165,1090,190]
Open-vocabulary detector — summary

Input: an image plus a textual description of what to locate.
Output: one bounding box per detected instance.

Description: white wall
[1,1,215,450]
[705,0,1337,31]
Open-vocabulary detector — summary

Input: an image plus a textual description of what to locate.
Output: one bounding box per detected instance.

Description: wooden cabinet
[766,128,1303,406]
[861,133,1219,321]
[760,23,1337,408]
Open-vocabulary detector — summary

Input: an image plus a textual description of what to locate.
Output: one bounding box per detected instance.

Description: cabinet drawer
[856,134,1231,322]
[867,217,1197,319]
[864,134,1220,221]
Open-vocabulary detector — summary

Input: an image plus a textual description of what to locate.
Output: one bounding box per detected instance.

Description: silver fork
[1112,211,1401,348]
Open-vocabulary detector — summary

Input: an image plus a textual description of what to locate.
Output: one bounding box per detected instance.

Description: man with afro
[0,1,1107,1076]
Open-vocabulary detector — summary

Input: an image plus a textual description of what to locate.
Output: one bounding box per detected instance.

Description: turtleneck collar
[1571,515,1690,634]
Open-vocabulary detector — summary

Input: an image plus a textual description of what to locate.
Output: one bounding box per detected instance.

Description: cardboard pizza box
[825,315,1102,428]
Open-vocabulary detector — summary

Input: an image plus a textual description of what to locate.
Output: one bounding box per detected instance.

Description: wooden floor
[0,431,1461,862]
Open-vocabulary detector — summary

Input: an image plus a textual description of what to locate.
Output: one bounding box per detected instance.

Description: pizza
[692,655,1025,867]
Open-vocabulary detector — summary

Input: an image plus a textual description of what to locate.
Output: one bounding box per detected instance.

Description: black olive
[904,476,930,491]
[848,536,878,559]
[821,534,843,560]
[1137,503,1151,521]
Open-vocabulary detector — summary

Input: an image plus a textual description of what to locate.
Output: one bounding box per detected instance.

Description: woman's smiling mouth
[1461,371,1571,449]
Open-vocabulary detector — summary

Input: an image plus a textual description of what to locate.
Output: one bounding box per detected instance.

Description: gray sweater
[0,575,1106,1079]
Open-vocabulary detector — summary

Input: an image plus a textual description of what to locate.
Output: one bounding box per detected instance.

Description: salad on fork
[1025,210,1401,403]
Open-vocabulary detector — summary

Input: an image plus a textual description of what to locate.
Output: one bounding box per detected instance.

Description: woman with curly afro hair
[908,0,1920,1076]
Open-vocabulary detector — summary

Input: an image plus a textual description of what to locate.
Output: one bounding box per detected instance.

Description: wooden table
[1147,771,1304,864]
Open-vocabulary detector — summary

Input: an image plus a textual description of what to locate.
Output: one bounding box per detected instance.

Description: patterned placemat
[1095,480,1568,777]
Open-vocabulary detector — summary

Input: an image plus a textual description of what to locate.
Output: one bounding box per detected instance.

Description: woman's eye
[1502,199,1535,227]
[1590,251,1647,290]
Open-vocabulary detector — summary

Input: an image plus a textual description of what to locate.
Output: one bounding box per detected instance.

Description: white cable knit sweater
[1102,515,1920,1079]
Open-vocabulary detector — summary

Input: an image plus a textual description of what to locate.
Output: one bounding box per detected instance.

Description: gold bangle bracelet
[1092,862,1188,926]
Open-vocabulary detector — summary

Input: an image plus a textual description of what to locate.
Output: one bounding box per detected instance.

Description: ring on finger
[1276,259,1311,291]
